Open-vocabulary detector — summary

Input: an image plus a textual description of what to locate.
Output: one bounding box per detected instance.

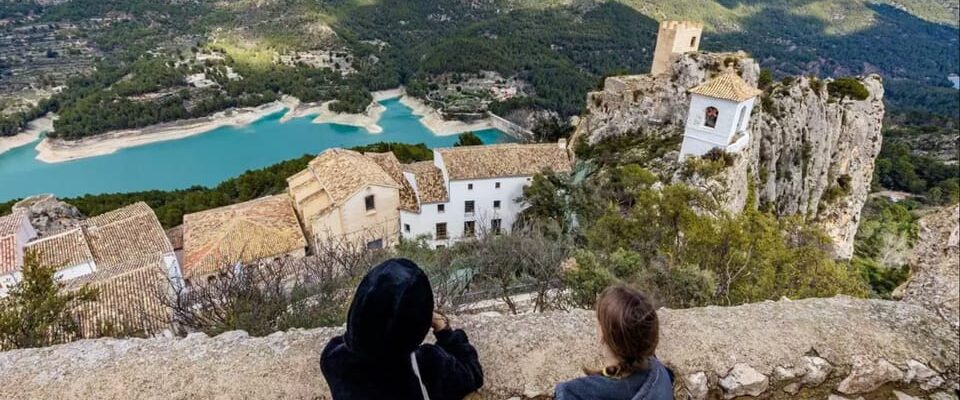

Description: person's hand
[431,311,450,332]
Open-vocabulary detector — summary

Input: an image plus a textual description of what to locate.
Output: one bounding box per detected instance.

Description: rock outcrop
[753,75,884,259]
[573,52,885,258]
[0,296,955,400]
[895,205,960,335]
[11,194,85,238]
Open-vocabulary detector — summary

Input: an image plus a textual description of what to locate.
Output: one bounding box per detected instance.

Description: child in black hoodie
[321,258,484,400]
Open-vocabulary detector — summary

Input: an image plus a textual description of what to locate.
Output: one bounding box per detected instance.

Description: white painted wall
[680,95,756,158]
[401,175,532,248]
[0,214,38,297]
[54,262,97,281]
[0,272,20,297]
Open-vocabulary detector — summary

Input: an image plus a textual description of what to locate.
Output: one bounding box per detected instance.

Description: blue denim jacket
[554,357,674,400]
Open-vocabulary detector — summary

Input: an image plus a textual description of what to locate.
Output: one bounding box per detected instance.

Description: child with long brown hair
[554,284,674,400]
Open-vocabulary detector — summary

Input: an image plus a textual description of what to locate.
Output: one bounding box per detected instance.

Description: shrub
[758,69,773,90]
[0,252,99,350]
[828,78,870,101]
[680,149,735,179]
[809,77,824,96]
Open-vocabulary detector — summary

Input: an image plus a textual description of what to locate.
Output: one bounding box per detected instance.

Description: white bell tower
[679,70,762,160]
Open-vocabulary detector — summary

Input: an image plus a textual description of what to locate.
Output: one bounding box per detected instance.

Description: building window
[464,200,475,214]
[704,106,719,128]
[491,219,502,235]
[495,182,501,189]
[436,223,448,240]
[690,36,697,47]
[366,238,384,250]
[404,224,411,233]
[493,200,501,209]
[736,107,748,132]
[438,204,445,213]
[468,183,474,190]
[365,195,376,211]
[464,221,476,237]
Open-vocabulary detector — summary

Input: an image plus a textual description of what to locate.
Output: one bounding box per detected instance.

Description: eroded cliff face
[573,52,884,258]
[753,75,884,259]
[895,205,960,335]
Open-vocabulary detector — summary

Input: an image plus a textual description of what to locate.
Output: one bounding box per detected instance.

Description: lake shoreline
[0,115,54,155]
[34,101,290,164]
[399,95,495,135]
[0,98,512,202]
[24,87,492,164]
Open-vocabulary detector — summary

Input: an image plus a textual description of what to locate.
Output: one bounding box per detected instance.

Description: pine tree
[0,251,97,350]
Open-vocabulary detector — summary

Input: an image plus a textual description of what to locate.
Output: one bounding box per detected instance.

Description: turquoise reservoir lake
[0,98,510,202]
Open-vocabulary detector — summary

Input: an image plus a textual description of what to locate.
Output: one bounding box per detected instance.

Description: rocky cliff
[895,205,960,336]
[573,52,885,258]
[0,296,955,400]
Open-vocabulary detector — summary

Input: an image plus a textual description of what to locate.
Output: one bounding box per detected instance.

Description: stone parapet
[0,296,956,399]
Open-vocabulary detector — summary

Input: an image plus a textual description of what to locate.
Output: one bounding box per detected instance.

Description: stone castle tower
[651,21,703,75]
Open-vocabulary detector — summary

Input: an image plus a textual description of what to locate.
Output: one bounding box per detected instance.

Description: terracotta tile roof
[65,255,172,338]
[287,148,400,214]
[24,228,94,270]
[689,71,763,102]
[404,161,449,204]
[182,195,307,278]
[165,226,184,251]
[81,202,174,268]
[0,211,27,275]
[0,235,17,276]
[437,143,572,181]
[0,210,25,236]
[365,152,419,212]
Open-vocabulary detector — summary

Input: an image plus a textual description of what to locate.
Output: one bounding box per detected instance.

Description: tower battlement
[651,20,704,76]
[659,20,704,31]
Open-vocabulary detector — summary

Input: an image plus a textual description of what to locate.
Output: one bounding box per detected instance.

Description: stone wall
[0,296,956,400]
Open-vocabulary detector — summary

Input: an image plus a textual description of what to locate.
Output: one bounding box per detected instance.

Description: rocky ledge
[0,296,956,399]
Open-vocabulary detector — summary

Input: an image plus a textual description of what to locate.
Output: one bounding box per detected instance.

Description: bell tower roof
[689,71,763,102]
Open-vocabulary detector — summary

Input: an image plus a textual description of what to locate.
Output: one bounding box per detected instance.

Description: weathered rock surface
[896,205,960,335]
[719,363,769,398]
[0,296,955,399]
[753,74,884,259]
[11,194,84,237]
[573,52,884,258]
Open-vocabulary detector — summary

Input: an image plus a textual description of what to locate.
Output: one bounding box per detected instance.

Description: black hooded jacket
[321,258,484,400]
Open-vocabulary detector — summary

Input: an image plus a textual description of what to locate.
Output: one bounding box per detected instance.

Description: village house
[180,194,307,283]
[0,202,182,338]
[25,227,96,281]
[0,210,37,297]
[287,148,408,251]
[400,142,572,248]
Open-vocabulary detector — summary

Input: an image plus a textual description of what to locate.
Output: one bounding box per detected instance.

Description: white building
[0,210,37,296]
[0,202,183,301]
[400,142,572,248]
[679,70,763,159]
[287,149,405,251]
[25,228,97,281]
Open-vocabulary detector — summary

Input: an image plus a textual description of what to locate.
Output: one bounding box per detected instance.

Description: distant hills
[1,0,957,130]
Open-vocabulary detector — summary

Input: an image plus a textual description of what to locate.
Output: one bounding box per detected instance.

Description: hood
[344,258,434,357]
